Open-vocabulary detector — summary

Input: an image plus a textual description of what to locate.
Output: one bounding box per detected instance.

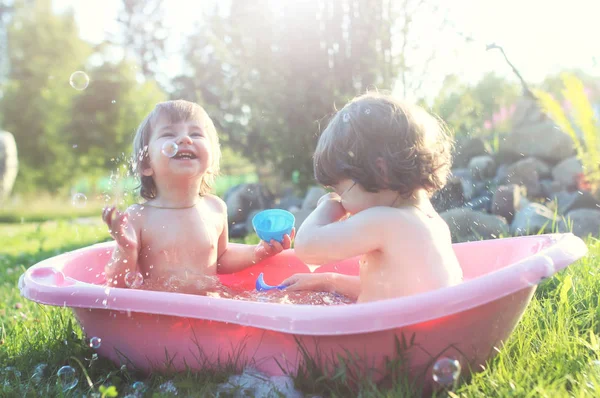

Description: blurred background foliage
[0,0,598,206]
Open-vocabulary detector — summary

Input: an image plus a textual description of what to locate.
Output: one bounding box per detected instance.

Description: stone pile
[225,97,600,242]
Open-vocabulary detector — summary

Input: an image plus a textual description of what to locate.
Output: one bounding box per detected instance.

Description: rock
[291,208,313,230]
[274,195,303,212]
[464,195,493,213]
[565,208,600,238]
[491,184,521,223]
[502,158,544,198]
[225,183,274,225]
[511,97,545,128]
[510,203,568,236]
[453,137,491,168]
[0,131,18,201]
[469,155,496,180]
[540,179,564,199]
[432,176,466,212]
[439,208,509,243]
[229,223,248,239]
[551,156,583,189]
[550,190,600,215]
[302,186,327,210]
[498,121,575,163]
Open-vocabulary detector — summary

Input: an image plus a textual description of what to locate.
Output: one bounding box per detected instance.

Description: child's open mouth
[173,151,197,160]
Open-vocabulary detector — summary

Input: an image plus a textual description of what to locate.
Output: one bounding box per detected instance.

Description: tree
[68,57,166,176]
[1,0,91,192]
[174,0,401,190]
[109,0,168,81]
[430,72,520,138]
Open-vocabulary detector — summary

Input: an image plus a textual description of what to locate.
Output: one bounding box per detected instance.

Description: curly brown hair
[314,92,453,197]
[132,100,221,200]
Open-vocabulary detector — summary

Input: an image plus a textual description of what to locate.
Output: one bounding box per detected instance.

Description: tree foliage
[172,0,399,189]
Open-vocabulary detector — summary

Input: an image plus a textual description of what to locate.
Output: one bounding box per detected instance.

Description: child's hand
[254,228,296,262]
[102,206,138,252]
[317,192,342,207]
[280,273,331,292]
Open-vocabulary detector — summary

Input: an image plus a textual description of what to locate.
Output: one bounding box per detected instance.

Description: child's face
[142,114,214,182]
[332,179,374,214]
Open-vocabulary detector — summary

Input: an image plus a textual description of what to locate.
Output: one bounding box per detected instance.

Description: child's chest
[139,210,223,268]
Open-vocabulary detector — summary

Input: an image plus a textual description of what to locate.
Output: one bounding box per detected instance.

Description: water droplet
[69,71,89,91]
[89,336,102,349]
[364,108,371,115]
[102,299,108,306]
[30,363,47,385]
[161,141,178,158]
[125,271,144,289]
[71,193,87,208]
[111,100,116,104]
[342,112,350,122]
[432,357,461,387]
[57,366,78,391]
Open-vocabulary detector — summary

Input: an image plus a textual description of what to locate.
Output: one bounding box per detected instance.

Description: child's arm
[294,194,391,265]
[102,206,140,287]
[213,196,293,274]
[281,272,361,301]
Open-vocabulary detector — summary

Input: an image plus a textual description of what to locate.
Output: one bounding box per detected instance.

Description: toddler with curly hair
[282,92,463,303]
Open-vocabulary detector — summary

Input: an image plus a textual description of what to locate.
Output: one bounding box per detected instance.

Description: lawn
[1,219,600,397]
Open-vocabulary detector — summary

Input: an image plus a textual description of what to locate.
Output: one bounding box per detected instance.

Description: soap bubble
[31,363,47,385]
[69,71,89,91]
[2,366,21,386]
[71,193,87,208]
[131,381,148,394]
[158,380,178,395]
[125,271,144,289]
[57,365,78,391]
[432,357,461,387]
[88,336,102,349]
[161,141,178,158]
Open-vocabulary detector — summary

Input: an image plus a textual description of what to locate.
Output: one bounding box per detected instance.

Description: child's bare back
[356,205,461,302]
[282,92,463,302]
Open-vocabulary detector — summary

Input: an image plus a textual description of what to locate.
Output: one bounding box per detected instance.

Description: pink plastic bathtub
[19,233,587,389]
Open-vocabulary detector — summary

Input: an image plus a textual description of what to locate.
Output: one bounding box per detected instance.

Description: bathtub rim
[19,233,587,336]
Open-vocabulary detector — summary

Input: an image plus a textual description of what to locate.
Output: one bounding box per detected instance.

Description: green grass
[1,220,600,397]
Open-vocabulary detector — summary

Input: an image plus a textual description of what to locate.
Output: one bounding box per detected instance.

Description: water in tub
[133,268,354,306]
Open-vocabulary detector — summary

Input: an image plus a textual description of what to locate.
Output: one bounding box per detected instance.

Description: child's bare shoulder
[123,204,148,227]
[202,194,227,214]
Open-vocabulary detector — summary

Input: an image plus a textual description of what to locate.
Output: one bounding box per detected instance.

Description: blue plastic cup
[252,209,295,243]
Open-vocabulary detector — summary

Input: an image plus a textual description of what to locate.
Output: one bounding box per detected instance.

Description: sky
[52,0,600,102]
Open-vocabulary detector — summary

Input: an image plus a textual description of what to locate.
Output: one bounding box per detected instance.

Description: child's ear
[142,166,154,177]
[376,157,390,185]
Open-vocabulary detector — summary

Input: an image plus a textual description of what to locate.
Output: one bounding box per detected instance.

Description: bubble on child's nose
[71,193,87,208]
[161,141,179,158]
[125,271,144,289]
[88,336,102,349]
[69,71,89,91]
[57,365,78,391]
[432,357,461,387]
